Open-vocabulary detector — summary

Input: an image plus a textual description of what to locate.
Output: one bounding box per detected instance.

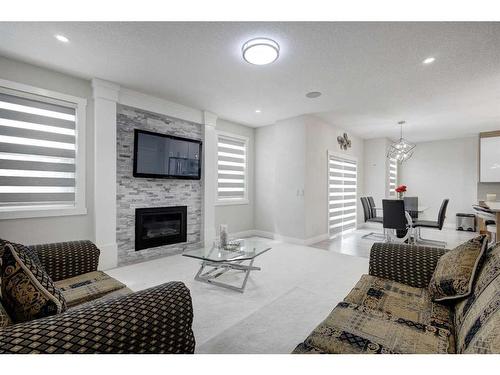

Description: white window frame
[327,150,358,238]
[388,156,398,197]
[215,130,249,206]
[0,78,87,220]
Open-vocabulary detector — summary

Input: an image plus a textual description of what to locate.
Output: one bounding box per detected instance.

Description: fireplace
[135,206,187,251]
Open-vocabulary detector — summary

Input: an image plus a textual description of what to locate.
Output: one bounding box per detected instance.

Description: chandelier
[387,121,415,163]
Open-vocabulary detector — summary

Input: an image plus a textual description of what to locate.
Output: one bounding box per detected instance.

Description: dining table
[374,205,428,240]
[374,206,428,213]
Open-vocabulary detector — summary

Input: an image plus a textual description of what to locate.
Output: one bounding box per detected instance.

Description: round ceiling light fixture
[242,38,280,65]
[306,91,322,99]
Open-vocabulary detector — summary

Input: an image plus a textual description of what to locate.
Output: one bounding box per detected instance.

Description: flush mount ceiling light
[242,38,279,65]
[55,34,69,43]
[255,109,261,113]
[306,91,322,99]
[423,56,435,64]
[387,121,416,163]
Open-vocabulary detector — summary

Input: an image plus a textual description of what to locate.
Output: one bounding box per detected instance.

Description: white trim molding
[119,87,203,124]
[92,78,120,270]
[0,78,87,220]
[203,111,218,248]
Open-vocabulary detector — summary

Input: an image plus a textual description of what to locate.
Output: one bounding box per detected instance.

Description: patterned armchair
[0,241,195,354]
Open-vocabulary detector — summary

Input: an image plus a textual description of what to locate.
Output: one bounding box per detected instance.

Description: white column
[203,111,218,247]
[92,78,120,269]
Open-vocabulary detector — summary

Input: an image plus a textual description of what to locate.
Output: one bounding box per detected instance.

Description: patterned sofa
[293,242,500,354]
[0,240,195,354]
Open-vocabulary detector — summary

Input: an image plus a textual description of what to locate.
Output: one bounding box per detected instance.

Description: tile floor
[311,226,477,258]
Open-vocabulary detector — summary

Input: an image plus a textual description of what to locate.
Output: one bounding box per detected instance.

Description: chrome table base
[194,258,260,293]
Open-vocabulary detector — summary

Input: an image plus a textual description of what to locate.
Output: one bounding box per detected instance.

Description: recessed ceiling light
[242,38,279,65]
[423,57,435,64]
[255,109,262,113]
[55,34,69,43]
[306,91,322,99]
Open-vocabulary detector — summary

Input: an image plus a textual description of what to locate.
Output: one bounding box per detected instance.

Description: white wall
[399,136,478,225]
[305,116,365,239]
[255,115,364,242]
[255,124,278,236]
[363,138,391,208]
[214,118,255,234]
[255,116,307,240]
[0,56,95,245]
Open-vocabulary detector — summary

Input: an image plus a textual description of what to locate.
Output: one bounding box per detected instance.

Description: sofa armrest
[30,240,100,281]
[369,242,447,288]
[0,281,195,354]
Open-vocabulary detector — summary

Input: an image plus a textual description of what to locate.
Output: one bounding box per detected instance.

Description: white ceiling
[0,22,499,142]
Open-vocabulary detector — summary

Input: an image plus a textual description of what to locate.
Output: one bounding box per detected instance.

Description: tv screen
[133,129,202,180]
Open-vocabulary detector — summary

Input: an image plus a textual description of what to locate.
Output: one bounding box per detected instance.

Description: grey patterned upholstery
[369,242,447,288]
[0,281,195,353]
[30,241,100,282]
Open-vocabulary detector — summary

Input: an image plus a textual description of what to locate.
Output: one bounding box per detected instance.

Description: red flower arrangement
[395,184,407,199]
[395,185,407,193]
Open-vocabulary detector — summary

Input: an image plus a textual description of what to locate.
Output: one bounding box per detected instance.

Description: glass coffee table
[182,238,272,293]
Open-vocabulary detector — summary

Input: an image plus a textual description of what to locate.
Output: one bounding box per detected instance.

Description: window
[388,157,398,197]
[216,132,248,205]
[0,79,86,219]
[328,152,357,238]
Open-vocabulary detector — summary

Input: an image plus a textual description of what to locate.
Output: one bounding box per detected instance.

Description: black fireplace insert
[135,206,187,251]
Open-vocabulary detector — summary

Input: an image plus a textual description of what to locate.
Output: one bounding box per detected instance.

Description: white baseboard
[229,229,261,239]
[232,229,329,246]
[303,233,330,245]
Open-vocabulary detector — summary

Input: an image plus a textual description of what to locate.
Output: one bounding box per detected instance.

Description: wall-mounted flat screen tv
[133,129,202,180]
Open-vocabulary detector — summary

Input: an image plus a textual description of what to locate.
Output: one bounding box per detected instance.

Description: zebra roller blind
[328,153,357,237]
[217,133,247,202]
[0,87,77,209]
[389,157,398,196]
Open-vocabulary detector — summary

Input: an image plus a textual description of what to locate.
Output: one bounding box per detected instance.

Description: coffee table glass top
[182,238,271,262]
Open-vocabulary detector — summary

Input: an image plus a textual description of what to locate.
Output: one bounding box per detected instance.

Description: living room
[1,1,500,372]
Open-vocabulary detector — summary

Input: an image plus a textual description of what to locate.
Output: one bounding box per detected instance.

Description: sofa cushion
[0,242,66,323]
[292,301,453,354]
[345,274,454,333]
[428,235,487,302]
[54,271,127,308]
[74,286,134,309]
[454,243,500,353]
[0,300,12,328]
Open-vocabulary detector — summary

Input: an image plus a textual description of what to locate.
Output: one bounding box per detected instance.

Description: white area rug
[197,286,337,353]
[106,237,368,353]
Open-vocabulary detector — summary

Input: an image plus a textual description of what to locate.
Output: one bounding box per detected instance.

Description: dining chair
[367,196,378,218]
[382,199,413,243]
[360,197,385,240]
[413,199,449,247]
[403,196,418,220]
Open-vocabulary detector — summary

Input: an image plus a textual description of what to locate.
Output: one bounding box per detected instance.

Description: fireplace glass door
[135,206,187,250]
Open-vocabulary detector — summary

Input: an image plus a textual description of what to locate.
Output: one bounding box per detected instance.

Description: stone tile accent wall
[116,104,203,266]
